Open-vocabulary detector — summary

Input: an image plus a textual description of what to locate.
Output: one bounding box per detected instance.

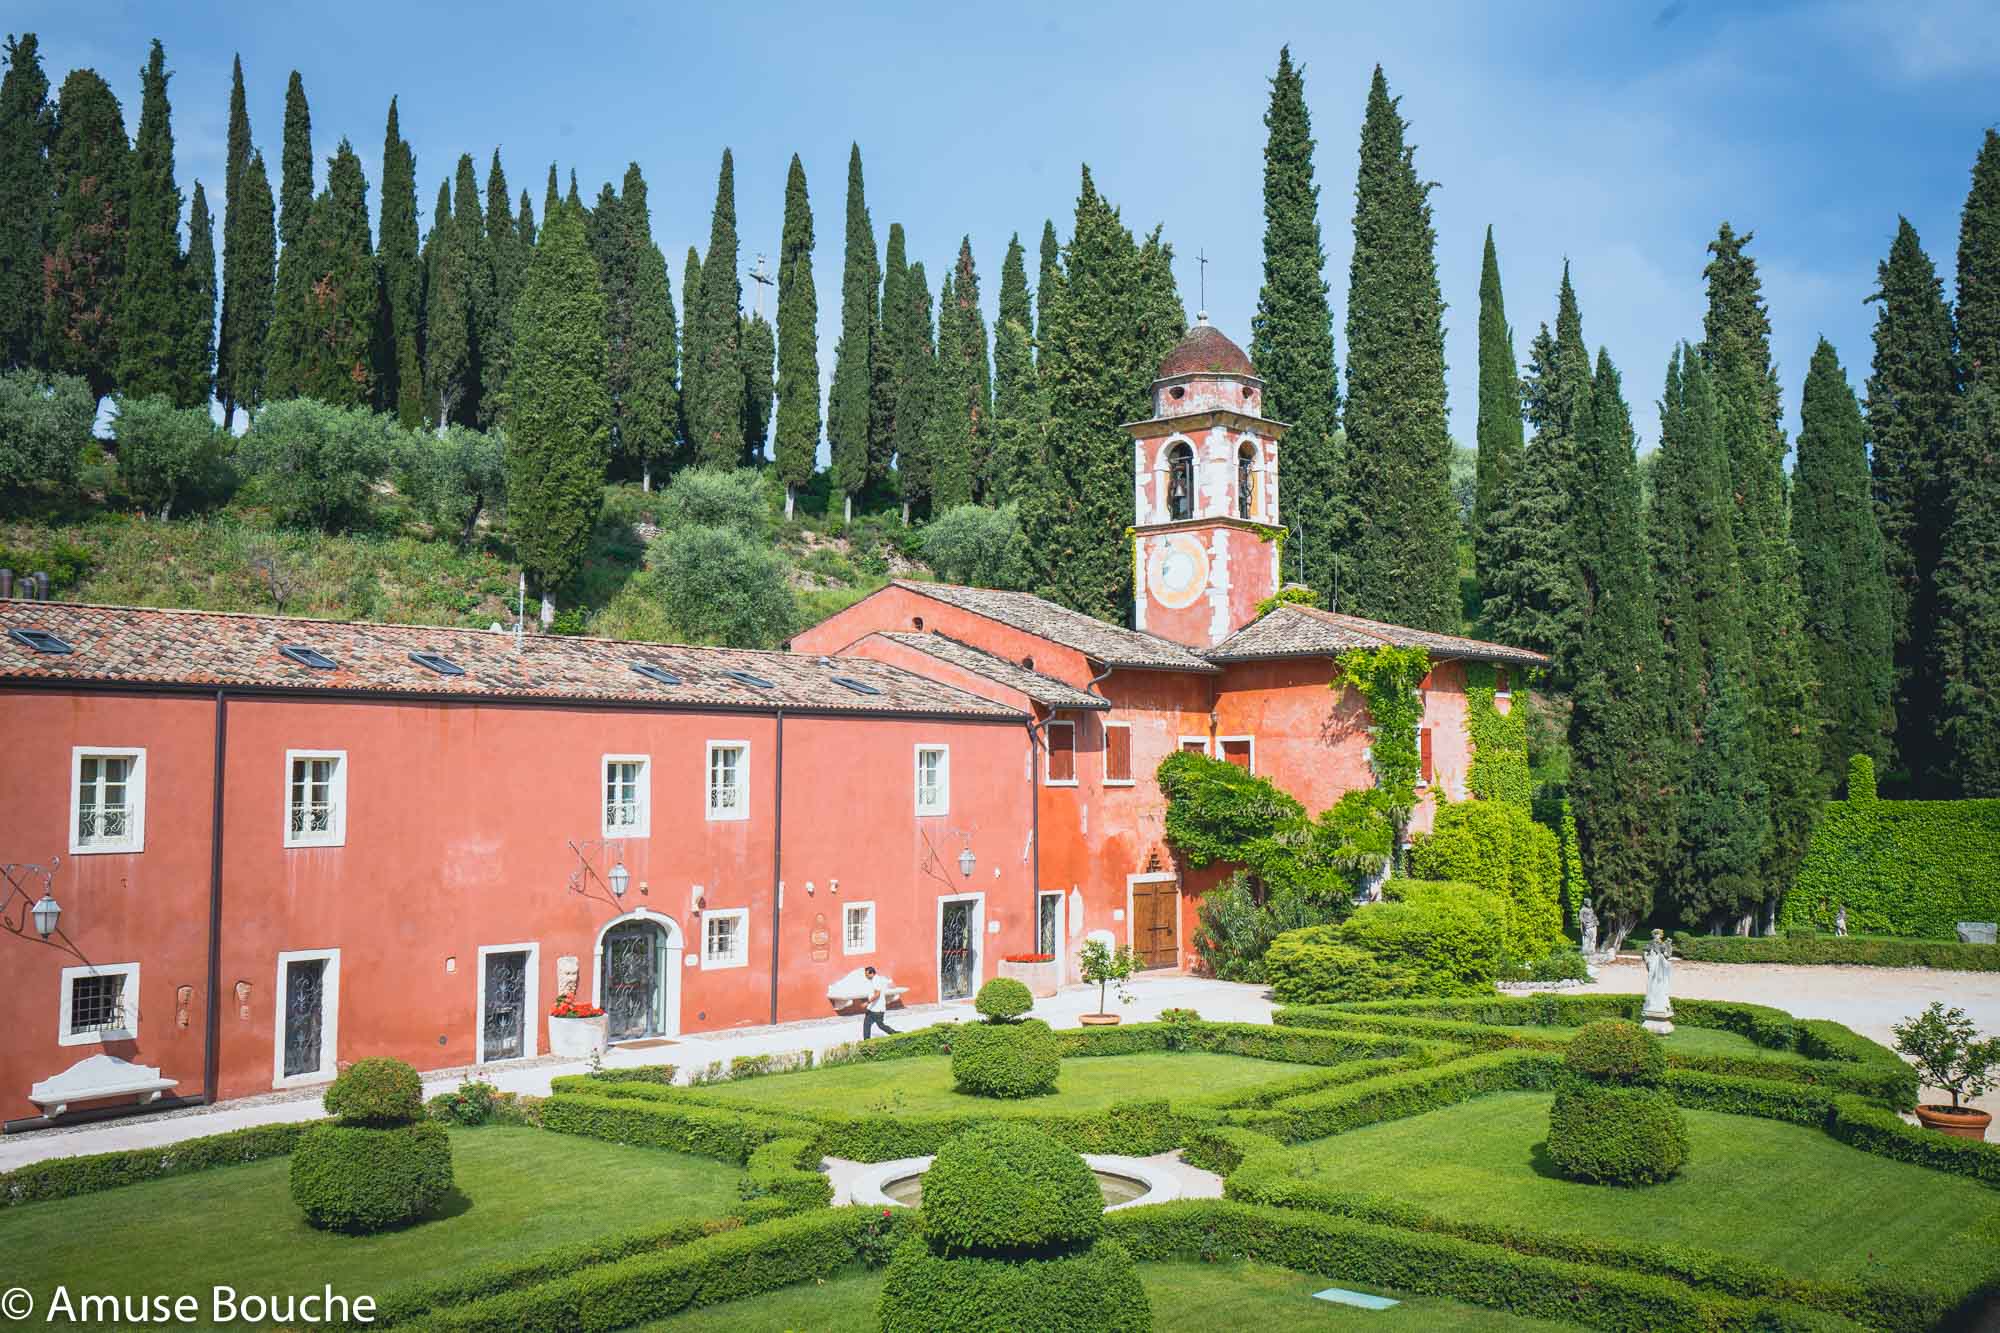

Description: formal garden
[2,971,1995,1332]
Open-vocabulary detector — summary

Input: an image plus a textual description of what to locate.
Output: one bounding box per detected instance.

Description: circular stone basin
[848,1153,1178,1213]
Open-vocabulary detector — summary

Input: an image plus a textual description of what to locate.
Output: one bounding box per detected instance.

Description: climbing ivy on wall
[1464,663,1531,808]
[1332,644,1431,830]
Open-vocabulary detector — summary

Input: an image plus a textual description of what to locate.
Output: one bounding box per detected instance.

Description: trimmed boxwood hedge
[739,1137,833,1212]
[973,976,1035,1022]
[875,1239,1151,1332]
[919,1123,1104,1256]
[539,1087,810,1162]
[288,1119,454,1233]
[1266,881,1507,1004]
[0,1121,312,1208]
[1781,792,2000,939]
[323,1056,426,1125]
[1104,1199,1854,1332]
[1674,932,2000,971]
[415,1206,919,1333]
[951,1019,1060,1098]
[1547,1082,1689,1185]
[1565,1020,1668,1085]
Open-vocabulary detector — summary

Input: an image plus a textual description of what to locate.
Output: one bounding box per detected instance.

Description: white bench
[28,1053,178,1120]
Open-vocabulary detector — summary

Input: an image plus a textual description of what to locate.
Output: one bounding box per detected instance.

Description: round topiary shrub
[1546,1082,1690,1186]
[879,1124,1151,1332]
[288,1119,454,1232]
[973,976,1034,1023]
[950,1019,1059,1099]
[322,1057,425,1125]
[919,1122,1102,1255]
[1564,1020,1668,1085]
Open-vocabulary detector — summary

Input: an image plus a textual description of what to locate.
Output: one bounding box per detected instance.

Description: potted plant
[547,993,608,1061]
[1077,939,1137,1026]
[1892,1002,1997,1140]
[997,951,1060,998]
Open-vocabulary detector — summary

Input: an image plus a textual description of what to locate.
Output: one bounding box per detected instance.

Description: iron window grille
[704,910,747,967]
[75,754,135,847]
[604,759,646,833]
[707,744,746,818]
[68,972,126,1036]
[289,756,341,840]
[915,745,949,815]
[409,650,464,676]
[8,627,72,654]
[279,645,338,670]
[843,902,875,954]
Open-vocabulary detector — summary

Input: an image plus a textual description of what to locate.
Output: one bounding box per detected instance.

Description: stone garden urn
[547,995,608,1060]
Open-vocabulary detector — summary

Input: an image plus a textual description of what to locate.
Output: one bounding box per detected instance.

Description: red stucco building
[0,320,1541,1125]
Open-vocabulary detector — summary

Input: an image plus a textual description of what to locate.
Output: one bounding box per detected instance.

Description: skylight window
[631,661,682,687]
[831,675,882,696]
[7,627,72,655]
[723,669,774,690]
[278,645,338,670]
[409,651,464,677]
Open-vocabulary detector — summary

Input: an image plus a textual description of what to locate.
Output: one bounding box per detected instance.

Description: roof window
[409,651,464,677]
[631,661,682,687]
[831,675,882,696]
[723,669,774,690]
[279,645,337,670]
[7,627,72,655]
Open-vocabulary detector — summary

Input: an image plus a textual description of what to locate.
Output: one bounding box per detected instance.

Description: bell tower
[1125,314,1286,649]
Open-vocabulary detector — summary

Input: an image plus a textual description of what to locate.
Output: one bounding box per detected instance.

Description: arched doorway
[593,912,682,1042]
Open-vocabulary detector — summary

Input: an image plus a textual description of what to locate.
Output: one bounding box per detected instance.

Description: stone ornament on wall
[234,980,252,1021]
[556,954,580,998]
[810,913,831,963]
[176,985,192,1029]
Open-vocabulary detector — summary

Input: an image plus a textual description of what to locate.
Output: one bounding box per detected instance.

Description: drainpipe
[1026,719,1041,956]
[768,707,784,1026]
[203,688,228,1105]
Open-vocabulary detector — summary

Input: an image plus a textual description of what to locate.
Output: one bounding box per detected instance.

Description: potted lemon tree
[1893,1002,1997,1140]
[1077,939,1137,1026]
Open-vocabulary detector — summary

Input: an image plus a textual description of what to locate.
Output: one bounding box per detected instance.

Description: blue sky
[20,0,2000,453]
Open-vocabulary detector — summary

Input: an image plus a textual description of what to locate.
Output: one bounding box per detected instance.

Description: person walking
[862,965,898,1039]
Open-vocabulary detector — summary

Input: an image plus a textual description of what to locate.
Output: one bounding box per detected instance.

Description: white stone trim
[1102,722,1135,786]
[588,909,685,1040]
[844,1153,1181,1213]
[1043,719,1078,786]
[705,740,750,821]
[273,948,340,1089]
[474,942,540,1065]
[69,747,147,855]
[935,892,985,1001]
[1215,734,1257,775]
[914,743,950,816]
[282,749,347,849]
[1178,735,1211,756]
[842,900,877,956]
[602,754,651,839]
[1124,871,1181,962]
[702,907,750,969]
[57,961,139,1046]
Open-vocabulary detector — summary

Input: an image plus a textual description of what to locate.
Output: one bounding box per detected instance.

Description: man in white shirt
[862,966,898,1039]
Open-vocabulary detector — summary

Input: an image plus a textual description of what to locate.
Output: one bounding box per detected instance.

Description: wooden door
[1129,881,1179,970]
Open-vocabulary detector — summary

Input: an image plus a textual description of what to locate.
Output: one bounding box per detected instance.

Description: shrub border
[0,1120,313,1209]
[1673,932,2000,972]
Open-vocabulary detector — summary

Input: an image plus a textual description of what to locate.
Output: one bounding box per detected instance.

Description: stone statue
[1641,929,1675,1034]
[1834,903,1848,938]
[1576,898,1599,959]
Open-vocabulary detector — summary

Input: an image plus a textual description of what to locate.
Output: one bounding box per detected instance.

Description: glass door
[940,900,975,1000]
[482,950,528,1060]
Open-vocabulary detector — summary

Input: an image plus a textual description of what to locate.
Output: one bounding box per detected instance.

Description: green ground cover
[1486,1024,1818,1063]
[1291,1091,2000,1284]
[637,1260,1581,1331]
[0,1126,740,1327]
[688,1051,1317,1115]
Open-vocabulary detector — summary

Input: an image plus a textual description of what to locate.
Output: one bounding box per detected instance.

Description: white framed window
[1103,723,1135,786]
[843,901,877,955]
[1045,720,1077,786]
[1494,667,1513,700]
[603,754,651,837]
[70,747,146,854]
[703,908,749,968]
[1218,735,1256,774]
[915,744,950,815]
[58,962,139,1046]
[284,750,347,848]
[705,741,749,821]
[1178,735,1211,756]
[274,948,340,1088]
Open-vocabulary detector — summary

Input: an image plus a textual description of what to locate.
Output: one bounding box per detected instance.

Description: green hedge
[875,1239,1151,1332]
[1783,794,2000,938]
[0,1121,312,1208]
[739,1137,832,1212]
[1180,1124,1287,1176]
[414,1206,917,1332]
[1547,1083,1689,1185]
[288,1120,454,1233]
[540,1090,810,1163]
[1266,881,1506,1004]
[1674,932,2000,971]
[918,1122,1104,1256]
[1258,1049,1564,1143]
[1223,1154,1966,1332]
[1104,1200,1853,1332]
[951,1019,1060,1098]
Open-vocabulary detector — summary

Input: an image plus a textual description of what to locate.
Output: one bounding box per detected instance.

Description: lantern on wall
[608,862,630,899]
[30,891,60,939]
[958,847,976,878]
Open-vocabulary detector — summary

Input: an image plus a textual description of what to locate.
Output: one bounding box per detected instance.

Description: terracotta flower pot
[1078,1013,1121,1026]
[1913,1104,1992,1140]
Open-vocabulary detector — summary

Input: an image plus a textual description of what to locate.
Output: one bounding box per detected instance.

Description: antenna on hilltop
[747,253,774,319]
[1197,248,1209,317]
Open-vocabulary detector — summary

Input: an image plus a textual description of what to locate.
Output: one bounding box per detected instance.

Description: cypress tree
[740,310,775,465]
[926,267,973,511]
[951,237,993,498]
[178,180,214,408]
[1935,382,2000,794]
[483,149,521,417]
[1027,166,1183,618]
[685,149,743,468]
[377,98,422,425]
[773,153,819,516]
[1703,222,1822,912]
[543,164,559,225]
[1956,130,2000,387]
[1865,218,1956,789]
[217,56,274,423]
[450,154,494,424]
[873,222,908,502]
[1340,66,1457,630]
[516,188,535,250]
[827,144,877,519]
[1565,350,1675,947]
[423,178,472,424]
[566,168,582,215]
[290,140,377,407]
[594,175,636,470]
[1472,226,1523,605]
[505,202,609,620]
[893,259,935,520]
[988,232,1036,504]
[680,244,701,461]
[1036,220,1060,345]
[1250,45,1341,596]
[1793,338,1892,783]
[264,72,314,400]
[0,33,53,369]
[595,165,676,489]
[116,40,186,402]
[41,68,128,399]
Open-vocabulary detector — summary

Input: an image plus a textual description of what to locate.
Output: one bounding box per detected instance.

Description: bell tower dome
[1125,315,1286,649]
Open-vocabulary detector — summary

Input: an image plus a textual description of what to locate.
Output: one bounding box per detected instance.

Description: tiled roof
[1206,603,1549,668]
[1157,320,1256,379]
[0,600,1027,718]
[876,631,1111,710]
[892,581,1218,672]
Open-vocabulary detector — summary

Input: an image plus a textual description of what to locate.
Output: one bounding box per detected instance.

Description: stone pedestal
[1642,1010,1675,1036]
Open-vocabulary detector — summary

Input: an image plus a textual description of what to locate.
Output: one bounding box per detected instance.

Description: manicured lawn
[638,1260,1581,1330]
[688,1051,1318,1115]
[1487,1024,1818,1063]
[0,1126,741,1327]
[1291,1092,2000,1284]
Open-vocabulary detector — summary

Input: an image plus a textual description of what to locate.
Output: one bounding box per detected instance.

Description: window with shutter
[1219,738,1253,772]
[1420,726,1435,784]
[1104,724,1133,784]
[1046,721,1077,784]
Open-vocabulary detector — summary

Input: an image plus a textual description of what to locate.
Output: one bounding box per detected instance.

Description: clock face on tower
[1147,533,1209,610]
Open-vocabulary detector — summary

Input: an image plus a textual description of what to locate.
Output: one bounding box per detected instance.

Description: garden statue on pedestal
[1641,929,1675,1034]
[1576,897,1598,962]
[289,1058,454,1233]
[1835,903,1848,937]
